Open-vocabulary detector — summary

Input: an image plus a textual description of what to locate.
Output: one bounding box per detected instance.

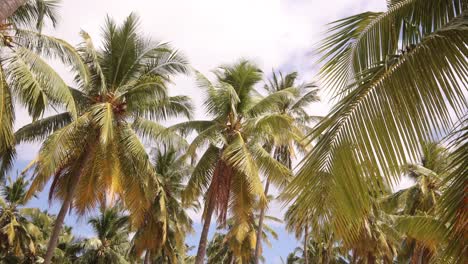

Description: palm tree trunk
[144,250,151,264]
[195,199,215,264]
[351,249,357,264]
[0,0,27,21]
[43,171,81,264]
[367,252,375,264]
[253,178,270,264]
[304,222,309,264]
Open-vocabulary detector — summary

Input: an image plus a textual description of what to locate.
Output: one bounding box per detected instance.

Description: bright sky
[12,0,389,262]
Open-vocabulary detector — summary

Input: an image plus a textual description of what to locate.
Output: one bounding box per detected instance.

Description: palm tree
[381,142,449,263]
[285,0,467,261]
[0,176,42,263]
[284,202,311,264]
[131,146,195,263]
[285,237,348,264]
[19,207,82,263]
[76,206,130,264]
[206,214,280,264]
[51,226,83,263]
[174,60,292,264]
[18,13,191,264]
[207,233,233,264]
[0,0,74,177]
[254,71,319,264]
[346,208,400,264]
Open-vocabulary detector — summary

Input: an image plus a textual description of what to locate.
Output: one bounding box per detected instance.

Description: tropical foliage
[0,0,466,263]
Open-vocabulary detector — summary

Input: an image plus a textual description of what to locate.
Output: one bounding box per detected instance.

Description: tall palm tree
[131,146,195,264]
[285,1,467,261]
[18,13,191,264]
[0,0,75,178]
[206,214,280,264]
[254,71,319,264]
[174,60,292,264]
[76,206,130,264]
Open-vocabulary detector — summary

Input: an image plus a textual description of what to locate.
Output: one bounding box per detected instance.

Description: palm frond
[14,112,72,144]
[0,63,15,179]
[182,145,220,205]
[8,47,77,119]
[287,9,468,243]
[15,29,90,86]
[9,0,60,30]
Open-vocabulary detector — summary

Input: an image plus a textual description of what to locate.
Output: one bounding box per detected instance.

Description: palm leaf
[287,6,468,244]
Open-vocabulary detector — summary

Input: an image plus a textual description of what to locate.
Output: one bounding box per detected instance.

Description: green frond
[250,144,292,189]
[8,47,77,119]
[15,29,90,86]
[245,113,295,146]
[113,124,158,226]
[393,215,446,248]
[222,133,266,205]
[14,112,72,144]
[25,113,92,200]
[166,120,215,137]
[132,117,187,148]
[182,145,220,205]
[439,122,467,260]
[288,10,468,244]
[185,123,225,158]
[91,103,114,145]
[116,74,167,100]
[142,42,190,77]
[131,95,194,120]
[319,0,466,96]
[247,87,297,117]
[290,88,320,112]
[9,0,60,30]
[78,30,106,92]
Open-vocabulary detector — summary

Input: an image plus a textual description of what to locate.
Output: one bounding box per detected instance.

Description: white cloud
[15,0,387,161]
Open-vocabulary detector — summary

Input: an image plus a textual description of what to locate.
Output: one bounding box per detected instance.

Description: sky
[11,0,391,263]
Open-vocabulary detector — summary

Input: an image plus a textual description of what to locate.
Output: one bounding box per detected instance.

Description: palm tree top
[1,176,30,207]
[88,207,129,242]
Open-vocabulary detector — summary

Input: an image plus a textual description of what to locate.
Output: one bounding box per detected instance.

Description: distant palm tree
[284,202,311,264]
[0,176,42,262]
[254,70,319,264]
[77,207,130,264]
[207,214,280,264]
[174,60,292,264]
[20,207,82,263]
[285,235,348,264]
[381,142,449,263]
[131,146,195,263]
[19,13,191,264]
[346,207,400,264]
